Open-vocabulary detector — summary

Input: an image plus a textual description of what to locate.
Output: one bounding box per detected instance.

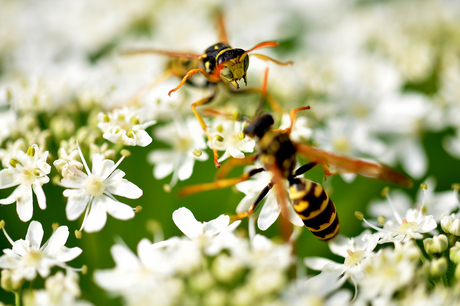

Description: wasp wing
[120,48,202,60]
[294,142,413,188]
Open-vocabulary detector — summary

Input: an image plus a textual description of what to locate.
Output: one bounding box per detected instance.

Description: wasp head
[218,49,249,89]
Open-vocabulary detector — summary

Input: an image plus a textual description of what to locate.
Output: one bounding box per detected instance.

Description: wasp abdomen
[289,178,339,241]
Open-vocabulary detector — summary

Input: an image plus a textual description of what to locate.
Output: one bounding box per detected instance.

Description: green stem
[14,290,21,306]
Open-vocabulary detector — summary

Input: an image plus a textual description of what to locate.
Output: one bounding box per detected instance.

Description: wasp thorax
[243,114,274,138]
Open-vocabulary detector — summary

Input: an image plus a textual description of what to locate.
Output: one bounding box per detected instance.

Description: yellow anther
[214,135,224,142]
[27,146,35,157]
[118,114,125,121]
[115,127,121,134]
[134,206,143,213]
[355,211,364,220]
[33,168,41,176]
[51,223,59,231]
[377,215,386,225]
[420,183,428,190]
[232,110,240,121]
[238,132,245,140]
[216,125,224,133]
[0,220,5,229]
[163,184,172,193]
[81,265,88,275]
[127,130,135,139]
[381,186,390,197]
[103,113,110,122]
[131,117,140,125]
[9,158,19,168]
[75,230,82,239]
[192,149,203,157]
[121,149,131,157]
[452,183,460,191]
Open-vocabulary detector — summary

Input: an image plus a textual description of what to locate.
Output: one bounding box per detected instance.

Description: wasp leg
[179,167,265,197]
[216,11,228,44]
[293,162,319,177]
[168,68,220,96]
[127,71,173,107]
[232,182,274,222]
[190,93,223,168]
[216,155,258,180]
[283,105,311,136]
[250,53,293,66]
[120,48,201,59]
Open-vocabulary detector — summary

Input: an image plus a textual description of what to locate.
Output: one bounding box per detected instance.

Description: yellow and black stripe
[259,131,297,179]
[289,178,339,241]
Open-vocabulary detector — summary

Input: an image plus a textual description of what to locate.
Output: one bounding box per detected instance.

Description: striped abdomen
[289,178,339,241]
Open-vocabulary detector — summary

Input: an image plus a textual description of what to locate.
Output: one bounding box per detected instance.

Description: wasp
[179,107,413,241]
[122,13,292,168]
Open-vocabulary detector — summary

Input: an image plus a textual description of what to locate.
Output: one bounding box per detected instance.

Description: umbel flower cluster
[1,0,460,305]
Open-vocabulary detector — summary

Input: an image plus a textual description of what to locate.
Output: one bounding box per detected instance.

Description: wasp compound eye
[243,114,274,138]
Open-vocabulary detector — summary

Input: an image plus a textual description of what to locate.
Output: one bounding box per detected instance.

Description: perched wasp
[122,13,292,168]
[179,107,413,241]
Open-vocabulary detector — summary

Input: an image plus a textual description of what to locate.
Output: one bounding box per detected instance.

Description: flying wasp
[179,105,413,241]
[122,12,292,168]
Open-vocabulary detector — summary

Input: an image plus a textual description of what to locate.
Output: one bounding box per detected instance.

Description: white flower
[305,230,379,282]
[172,207,241,255]
[208,118,255,163]
[279,112,312,143]
[97,107,156,147]
[0,144,50,222]
[59,145,142,232]
[235,164,304,231]
[148,116,208,188]
[0,221,82,282]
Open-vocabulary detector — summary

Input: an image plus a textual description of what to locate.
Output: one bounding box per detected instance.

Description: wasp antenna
[246,41,279,53]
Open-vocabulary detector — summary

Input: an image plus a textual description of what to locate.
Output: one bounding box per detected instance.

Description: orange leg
[216,11,228,44]
[191,94,222,168]
[284,105,311,136]
[216,155,258,180]
[179,167,265,197]
[250,53,293,66]
[168,68,220,96]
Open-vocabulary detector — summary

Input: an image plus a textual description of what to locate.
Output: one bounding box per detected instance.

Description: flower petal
[258,195,280,231]
[105,198,135,220]
[65,192,91,221]
[83,197,108,233]
[26,221,44,250]
[172,207,203,239]
[203,215,230,237]
[42,226,69,255]
[17,185,33,222]
[32,183,47,210]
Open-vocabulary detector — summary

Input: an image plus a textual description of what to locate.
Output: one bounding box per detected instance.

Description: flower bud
[441,214,460,236]
[423,234,448,254]
[211,254,244,283]
[455,263,460,280]
[1,270,24,292]
[450,242,460,264]
[429,257,448,278]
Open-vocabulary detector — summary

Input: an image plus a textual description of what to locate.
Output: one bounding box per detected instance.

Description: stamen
[216,125,223,133]
[131,117,140,125]
[9,158,19,168]
[384,188,402,224]
[1,221,15,246]
[134,206,142,213]
[103,113,110,122]
[419,184,427,215]
[27,146,35,157]
[238,132,245,140]
[76,141,91,175]
[192,149,203,157]
[75,230,82,239]
[102,155,126,181]
[214,135,224,142]
[121,149,131,157]
[347,249,354,256]
[52,223,59,231]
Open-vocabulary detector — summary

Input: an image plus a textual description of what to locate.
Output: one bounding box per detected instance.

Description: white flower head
[172,207,241,254]
[208,118,255,163]
[148,116,208,189]
[59,144,142,232]
[0,221,82,282]
[97,106,156,147]
[0,144,50,222]
[360,189,437,244]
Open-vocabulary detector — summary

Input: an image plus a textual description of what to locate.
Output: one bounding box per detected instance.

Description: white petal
[304,257,340,271]
[105,198,135,220]
[236,194,258,214]
[227,147,244,159]
[203,215,230,237]
[111,244,140,269]
[32,183,46,210]
[178,156,194,181]
[65,193,91,221]
[258,195,280,231]
[280,199,304,227]
[26,221,44,250]
[17,185,33,222]
[42,226,69,255]
[400,138,427,179]
[0,169,20,189]
[0,185,24,205]
[55,247,82,262]
[172,207,203,239]
[83,197,108,233]
[133,130,153,147]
